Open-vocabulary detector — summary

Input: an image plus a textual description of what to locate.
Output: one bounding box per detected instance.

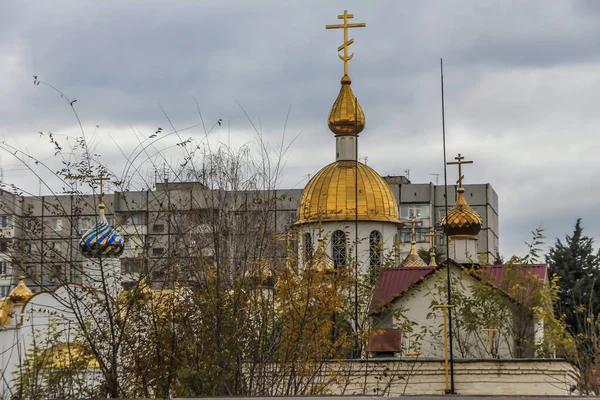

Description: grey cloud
[0,0,599,258]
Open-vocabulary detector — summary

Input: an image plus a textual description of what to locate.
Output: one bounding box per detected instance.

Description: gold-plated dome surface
[401,237,428,267]
[295,161,401,225]
[328,76,365,136]
[9,276,33,305]
[402,251,428,267]
[441,188,482,238]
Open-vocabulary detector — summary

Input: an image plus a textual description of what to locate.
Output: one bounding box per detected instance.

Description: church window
[303,232,313,261]
[332,230,346,269]
[369,230,382,269]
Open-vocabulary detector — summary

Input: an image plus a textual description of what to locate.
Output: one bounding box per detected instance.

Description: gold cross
[326,10,366,76]
[409,215,420,243]
[447,153,473,187]
[425,227,440,266]
[425,227,439,251]
[92,172,111,203]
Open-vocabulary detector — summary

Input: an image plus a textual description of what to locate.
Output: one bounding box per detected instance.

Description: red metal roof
[370,266,437,314]
[479,264,547,286]
[370,263,548,314]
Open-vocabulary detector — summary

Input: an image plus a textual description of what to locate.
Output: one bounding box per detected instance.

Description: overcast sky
[1,0,599,259]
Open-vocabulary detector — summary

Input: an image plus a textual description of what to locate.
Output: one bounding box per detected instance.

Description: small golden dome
[328,75,365,136]
[245,265,275,287]
[9,276,33,305]
[307,239,335,273]
[402,241,428,267]
[441,187,482,238]
[295,161,401,226]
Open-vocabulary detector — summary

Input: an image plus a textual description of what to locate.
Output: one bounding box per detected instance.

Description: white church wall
[298,220,399,275]
[389,266,513,359]
[0,286,102,398]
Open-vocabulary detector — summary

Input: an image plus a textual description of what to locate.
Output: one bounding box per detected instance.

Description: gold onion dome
[328,75,365,136]
[441,187,482,237]
[79,203,124,258]
[295,161,401,225]
[9,276,33,305]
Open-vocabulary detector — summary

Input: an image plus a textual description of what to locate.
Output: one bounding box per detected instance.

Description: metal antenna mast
[440,58,455,394]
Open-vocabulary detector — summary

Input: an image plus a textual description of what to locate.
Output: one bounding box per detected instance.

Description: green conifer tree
[546,218,600,331]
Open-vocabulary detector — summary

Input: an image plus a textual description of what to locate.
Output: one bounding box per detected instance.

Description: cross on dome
[92,172,111,203]
[447,153,473,188]
[326,10,366,77]
[425,227,440,267]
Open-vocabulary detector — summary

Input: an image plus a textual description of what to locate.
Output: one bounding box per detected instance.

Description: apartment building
[0,176,498,292]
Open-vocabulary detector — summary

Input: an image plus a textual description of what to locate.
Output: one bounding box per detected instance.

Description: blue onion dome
[79,202,124,258]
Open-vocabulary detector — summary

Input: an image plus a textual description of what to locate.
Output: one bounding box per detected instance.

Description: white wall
[298,220,399,276]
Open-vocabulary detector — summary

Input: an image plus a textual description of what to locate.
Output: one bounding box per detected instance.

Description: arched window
[369,230,382,269]
[303,232,313,261]
[332,230,346,269]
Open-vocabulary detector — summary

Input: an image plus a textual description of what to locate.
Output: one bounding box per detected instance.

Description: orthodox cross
[409,215,420,243]
[92,172,111,203]
[326,10,366,76]
[447,153,473,187]
[425,227,440,266]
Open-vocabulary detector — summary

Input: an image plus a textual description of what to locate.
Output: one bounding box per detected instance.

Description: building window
[121,258,141,274]
[369,230,382,270]
[0,262,7,275]
[125,213,143,226]
[332,230,346,269]
[401,205,430,220]
[152,247,164,257]
[0,242,7,252]
[79,217,92,231]
[51,218,63,232]
[0,216,10,228]
[105,215,115,226]
[50,265,64,283]
[152,224,164,233]
[0,286,9,297]
[303,232,313,261]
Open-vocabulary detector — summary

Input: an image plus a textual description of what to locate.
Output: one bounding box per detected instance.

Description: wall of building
[375,264,543,360]
[313,358,576,396]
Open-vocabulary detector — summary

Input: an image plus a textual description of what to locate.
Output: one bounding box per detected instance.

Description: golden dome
[441,187,482,238]
[307,239,335,273]
[9,276,33,305]
[295,161,401,226]
[402,241,428,267]
[328,75,365,136]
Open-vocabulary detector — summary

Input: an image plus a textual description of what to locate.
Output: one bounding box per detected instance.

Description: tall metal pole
[440,58,455,394]
[354,96,359,348]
